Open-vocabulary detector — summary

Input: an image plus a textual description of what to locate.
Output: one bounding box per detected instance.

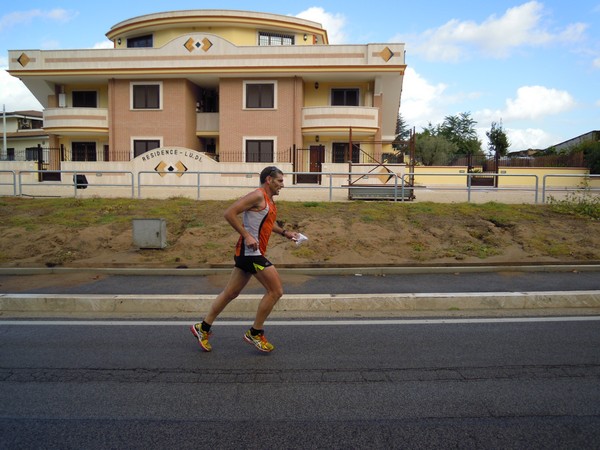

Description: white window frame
[131,137,163,159]
[243,136,277,163]
[243,80,277,110]
[130,81,163,110]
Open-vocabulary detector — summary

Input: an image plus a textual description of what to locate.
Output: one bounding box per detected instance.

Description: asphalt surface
[1,318,599,448]
[1,266,599,295]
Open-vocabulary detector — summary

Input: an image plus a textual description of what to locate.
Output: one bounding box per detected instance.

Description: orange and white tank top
[235,188,277,256]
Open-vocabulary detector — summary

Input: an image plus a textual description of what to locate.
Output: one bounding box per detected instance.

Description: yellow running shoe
[190,323,212,352]
[243,329,274,352]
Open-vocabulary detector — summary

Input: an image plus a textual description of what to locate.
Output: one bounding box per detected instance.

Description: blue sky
[1,1,599,152]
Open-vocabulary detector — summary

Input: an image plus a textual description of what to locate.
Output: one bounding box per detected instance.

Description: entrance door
[297,145,324,183]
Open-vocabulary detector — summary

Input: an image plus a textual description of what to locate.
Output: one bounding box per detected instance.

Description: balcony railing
[302,106,379,131]
[44,108,108,132]
[196,112,219,134]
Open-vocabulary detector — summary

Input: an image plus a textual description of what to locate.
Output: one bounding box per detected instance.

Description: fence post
[467,173,472,202]
[197,172,201,200]
[36,144,43,182]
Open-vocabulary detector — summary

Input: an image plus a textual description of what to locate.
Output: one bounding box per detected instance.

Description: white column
[2,104,7,159]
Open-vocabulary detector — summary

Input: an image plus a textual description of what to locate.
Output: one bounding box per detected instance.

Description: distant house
[1,110,48,161]
[7,9,406,183]
[548,131,600,152]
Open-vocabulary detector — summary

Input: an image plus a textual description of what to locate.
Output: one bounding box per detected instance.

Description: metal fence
[426,152,586,169]
[12,170,135,198]
[2,169,599,203]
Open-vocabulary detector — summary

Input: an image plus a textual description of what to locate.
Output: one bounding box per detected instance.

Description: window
[132,83,161,109]
[258,32,294,46]
[72,142,97,162]
[331,88,359,106]
[25,147,40,161]
[7,148,15,161]
[332,142,360,163]
[72,91,97,108]
[127,34,153,48]
[246,140,274,162]
[134,139,160,158]
[18,119,32,130]
[245,82,275,109]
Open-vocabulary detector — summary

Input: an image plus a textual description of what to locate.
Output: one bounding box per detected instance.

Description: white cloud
[593,57,600,69]
[395,1,587,62]
[400,67,448,129]
[0,8,78,32]
[478,124,556,152]
[295,7,347,44]
[92,40,114,49]
[0,70,43,111]
[478,85,576,122]
[505,127,556,150]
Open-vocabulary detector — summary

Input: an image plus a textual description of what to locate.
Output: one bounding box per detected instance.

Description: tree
[439,112,482,156]
[421,122,441,137]
[486,121,510,157]
[392,113,411,158]
[580,141,600,174]
[415,133,458,166]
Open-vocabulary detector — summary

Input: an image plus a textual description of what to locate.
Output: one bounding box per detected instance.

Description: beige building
[7,9,405,184]
[1,110,48,161]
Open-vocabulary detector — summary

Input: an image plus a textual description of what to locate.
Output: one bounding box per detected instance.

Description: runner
[190,166,299,353]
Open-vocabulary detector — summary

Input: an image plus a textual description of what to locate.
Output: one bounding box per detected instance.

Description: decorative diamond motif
[184,38,196,52]
[378,167,394,184]
[379,47,394,62]
[17,53,30,67]
[175,161,188,175]
[155,161,167,177]
[201,38,213,52]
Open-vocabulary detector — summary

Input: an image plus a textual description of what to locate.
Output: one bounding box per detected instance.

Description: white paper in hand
[294,233,308,246]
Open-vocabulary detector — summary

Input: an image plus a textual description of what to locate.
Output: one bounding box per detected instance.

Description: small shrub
[548,180,600,220]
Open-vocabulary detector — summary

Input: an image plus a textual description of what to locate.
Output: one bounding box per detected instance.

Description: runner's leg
[252,265,284,330]
[204,267,252,324]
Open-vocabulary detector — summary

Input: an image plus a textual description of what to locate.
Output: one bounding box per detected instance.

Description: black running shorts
[234,255,273,274]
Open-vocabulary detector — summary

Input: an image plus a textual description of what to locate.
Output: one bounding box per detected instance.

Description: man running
[191,166,298,353]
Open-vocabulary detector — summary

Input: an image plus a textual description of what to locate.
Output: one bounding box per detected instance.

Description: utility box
[132,219,167,249]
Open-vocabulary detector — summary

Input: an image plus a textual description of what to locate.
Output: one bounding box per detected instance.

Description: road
[1,316,599,448]
[1,267,599,295]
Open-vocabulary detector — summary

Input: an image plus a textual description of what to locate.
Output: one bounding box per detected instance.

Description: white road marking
[0,317,599,326]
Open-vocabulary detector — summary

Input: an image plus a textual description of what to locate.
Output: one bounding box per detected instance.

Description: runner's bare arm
[223,190,264,246]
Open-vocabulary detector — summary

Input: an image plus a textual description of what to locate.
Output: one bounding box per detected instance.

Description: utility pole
[2,104,7,159]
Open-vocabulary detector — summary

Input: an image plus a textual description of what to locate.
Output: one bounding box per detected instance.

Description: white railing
[541,174,600,203]
[1,169,599,203]
[0,170,17,196]
[15,170,135,198]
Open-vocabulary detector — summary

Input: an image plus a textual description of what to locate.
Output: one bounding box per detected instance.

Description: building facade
[1,110,48,161]
[7,9,405,183]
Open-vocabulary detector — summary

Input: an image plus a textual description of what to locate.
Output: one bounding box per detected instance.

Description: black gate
[24,145,63,181]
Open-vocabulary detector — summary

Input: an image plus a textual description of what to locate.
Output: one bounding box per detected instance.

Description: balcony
[44,108,108,135]
[302,106,379,134]
[196,112,219,135]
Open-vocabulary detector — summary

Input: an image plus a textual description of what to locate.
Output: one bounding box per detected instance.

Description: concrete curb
[1,291,599,315]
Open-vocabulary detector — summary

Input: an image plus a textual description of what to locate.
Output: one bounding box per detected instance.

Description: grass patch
[1,197,598,264]
[547,186,600,220]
